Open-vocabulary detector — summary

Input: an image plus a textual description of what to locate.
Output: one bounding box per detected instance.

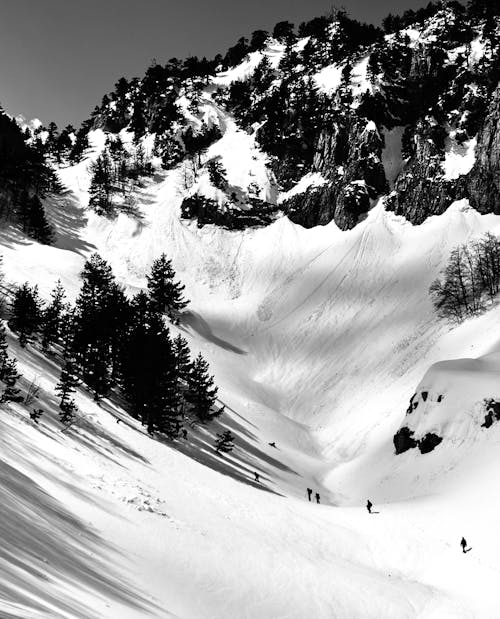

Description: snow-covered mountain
[3,2,500,618]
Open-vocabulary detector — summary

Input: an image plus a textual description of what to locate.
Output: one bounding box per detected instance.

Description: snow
[5,114,500,616]
[470,37,486,64]
[402,353,500,443]
[443,134,477,180]
[213,42,285,87]
[314,55,372,101]
[278,172,327,204]
[314,63,343,94]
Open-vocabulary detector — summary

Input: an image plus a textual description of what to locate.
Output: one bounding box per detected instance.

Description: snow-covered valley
[3,145,500,617]
[2,3,500,615]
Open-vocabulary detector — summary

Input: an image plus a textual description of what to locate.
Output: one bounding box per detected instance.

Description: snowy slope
[4,129,500,617]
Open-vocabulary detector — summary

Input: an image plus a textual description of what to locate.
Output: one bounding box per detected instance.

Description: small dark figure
[315,492,320,504]
[461,537,468,553]
[367,500,373,514]
[116,418,121,424]
[307,488,313,501]
[182,428,188,440]
[268,441,276,448]
[254,472,260,482]
[30,408,43,424]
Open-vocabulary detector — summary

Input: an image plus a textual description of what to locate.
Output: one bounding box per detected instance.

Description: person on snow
[182,428,188,440]
[366,500,373,514]
[461,537,468,553]
[268,441,277,448]
[254,472,260,482]
[315,492,320,504]
[307,488,313,501]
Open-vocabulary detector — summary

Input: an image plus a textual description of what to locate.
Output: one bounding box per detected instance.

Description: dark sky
[0,0,440,128]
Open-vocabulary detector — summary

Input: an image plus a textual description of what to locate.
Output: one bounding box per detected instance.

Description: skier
[461,537,468,553]
[366,499,373,514]
[182,428,188,440]
[268,441,276,448]
[254,472,260,482]
[307,488,313,502]
[315,492,320,504]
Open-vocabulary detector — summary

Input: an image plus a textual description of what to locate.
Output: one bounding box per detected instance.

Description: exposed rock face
[388,133,458,224]
[387,83,500,225]
[284,117,388,230]
[466,84,500,215]
[181,194,278,230]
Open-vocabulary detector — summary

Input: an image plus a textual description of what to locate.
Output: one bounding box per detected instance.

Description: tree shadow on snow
[181,311,247,355]
[0,434,164,618]
[47,191,96,255]
[160,413,299,497]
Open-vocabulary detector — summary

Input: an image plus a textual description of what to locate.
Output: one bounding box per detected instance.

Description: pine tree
[55,357,79,423]
[146,254,188,320]
[72,254,120,399]
[121,293,181,436]
[0,357,22,403]
[185,353,218,422]
[41,280,67,350]
[173,334,192,383]
[9,283,43,347]
[215,429,234,453]
[27,195,54,244]
[89,152,114,215]
[0,321,8,380]
[207,158,228,190]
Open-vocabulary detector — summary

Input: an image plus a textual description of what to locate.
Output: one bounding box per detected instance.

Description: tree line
[5,253,222,437]
[430,232,500,322]
[0,107,59,244]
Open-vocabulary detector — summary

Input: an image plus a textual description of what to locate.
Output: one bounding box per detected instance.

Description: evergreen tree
[27,195,54,244]
[69,127,89,163]
[121,293,181,436]
[215,429,234,453]
[41,280,67,350]
[173,334,192,383]
[0,357,22,403]
[9,283,43,347]
[207,158,228,190]
[46,122,59,158]
[56,125,75,163]
[72,254,122,399]
[146,254,188,319]
[0,321,8,380]
[55,357,79,422]
[16,192,53,243]
[89,152,114,215]
[185,353,218,422]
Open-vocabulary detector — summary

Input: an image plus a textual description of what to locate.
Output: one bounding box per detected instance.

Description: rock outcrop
[283,117,388,230]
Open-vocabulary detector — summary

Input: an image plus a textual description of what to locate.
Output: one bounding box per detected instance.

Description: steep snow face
[443,134,477,180]
[6,152,500,616]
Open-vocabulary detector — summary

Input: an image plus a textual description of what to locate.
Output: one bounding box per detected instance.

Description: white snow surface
[212,42,285,87]
[313,63,343,94]
[443,134,477,180]
[3,127,500,617]
[278,172,327,204]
